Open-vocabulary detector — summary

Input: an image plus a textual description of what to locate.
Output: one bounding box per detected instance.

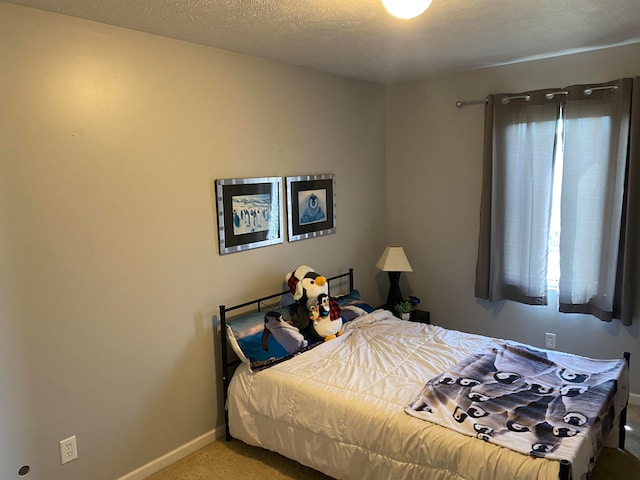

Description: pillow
[334,289,375,318]
[226,307,288,369]
[225,290,374,371]
[225,306,322,371]
[334,289,362,306]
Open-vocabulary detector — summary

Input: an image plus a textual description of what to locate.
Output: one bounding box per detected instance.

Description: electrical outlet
[59,435,78,464]
[545,332,557,350]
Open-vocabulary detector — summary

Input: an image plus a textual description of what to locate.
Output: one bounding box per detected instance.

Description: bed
[219,269,630,480]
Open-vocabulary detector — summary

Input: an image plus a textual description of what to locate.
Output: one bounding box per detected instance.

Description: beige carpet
[146,404,640,480]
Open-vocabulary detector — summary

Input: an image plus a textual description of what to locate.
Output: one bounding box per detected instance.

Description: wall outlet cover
[59,436,78,464]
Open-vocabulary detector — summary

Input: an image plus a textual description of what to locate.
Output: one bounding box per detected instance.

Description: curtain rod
[455,84,619,108]
[455,98,487,108]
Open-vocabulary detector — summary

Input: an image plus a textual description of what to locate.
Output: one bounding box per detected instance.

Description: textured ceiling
[5,0,640,83]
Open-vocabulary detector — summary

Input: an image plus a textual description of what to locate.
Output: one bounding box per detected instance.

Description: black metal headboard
[218,268,354,440]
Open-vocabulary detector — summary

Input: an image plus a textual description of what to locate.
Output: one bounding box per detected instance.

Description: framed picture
[215,177,284,255]
[286,174,336,242]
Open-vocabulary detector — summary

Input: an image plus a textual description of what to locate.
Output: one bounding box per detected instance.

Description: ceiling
[5,0,640,84]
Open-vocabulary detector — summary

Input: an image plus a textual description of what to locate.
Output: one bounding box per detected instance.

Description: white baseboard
[116,426,224,480]
[629,392,640,406]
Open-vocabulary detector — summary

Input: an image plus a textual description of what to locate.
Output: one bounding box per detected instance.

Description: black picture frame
[215,177,283,255]
[286,174,336,242]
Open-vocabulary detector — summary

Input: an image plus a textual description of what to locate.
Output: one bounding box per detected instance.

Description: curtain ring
[501,95,531,105]
[584,85,619,96]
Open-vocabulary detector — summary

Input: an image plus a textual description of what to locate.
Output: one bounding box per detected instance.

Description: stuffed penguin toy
[285,265,323,329]
[307,293,342,341]
[285,265,342,339]
[286,265,324,301]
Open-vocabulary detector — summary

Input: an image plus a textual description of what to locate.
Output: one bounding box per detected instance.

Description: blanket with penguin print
[405,342,628,480]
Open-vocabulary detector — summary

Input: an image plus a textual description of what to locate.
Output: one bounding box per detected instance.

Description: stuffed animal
[307,300,321,322]
[285,265,324,329]
[285,265,342,340]
[307,293,342,341]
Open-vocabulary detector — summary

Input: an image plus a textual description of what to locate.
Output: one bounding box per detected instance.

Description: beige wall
[0,3,386,479]
[386,43,640,394]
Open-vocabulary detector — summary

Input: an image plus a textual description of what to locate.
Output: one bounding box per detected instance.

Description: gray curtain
[615,77,640,325]
[475,78,638,324]
[558,79,633,322]
[475,89,561,305]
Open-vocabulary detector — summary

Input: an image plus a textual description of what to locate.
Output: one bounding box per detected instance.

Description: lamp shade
[382,0,432,20]
[376,246,413,272]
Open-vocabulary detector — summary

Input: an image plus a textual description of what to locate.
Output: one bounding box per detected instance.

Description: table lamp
[376,245,413,311]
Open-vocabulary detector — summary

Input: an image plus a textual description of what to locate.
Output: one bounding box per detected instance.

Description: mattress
[227,309,622,480]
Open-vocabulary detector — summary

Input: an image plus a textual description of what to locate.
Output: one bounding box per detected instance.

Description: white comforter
[228,309,563,480]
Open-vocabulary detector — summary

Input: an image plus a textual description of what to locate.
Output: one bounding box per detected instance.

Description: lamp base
[384,271,403,312]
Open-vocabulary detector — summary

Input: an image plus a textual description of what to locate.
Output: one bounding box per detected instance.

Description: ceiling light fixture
[382,0,432,20]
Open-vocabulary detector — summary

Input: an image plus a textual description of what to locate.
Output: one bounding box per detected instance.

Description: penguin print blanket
[405,342,628,480]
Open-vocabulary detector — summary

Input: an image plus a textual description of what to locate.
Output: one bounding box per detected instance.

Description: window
[547,109,563,289]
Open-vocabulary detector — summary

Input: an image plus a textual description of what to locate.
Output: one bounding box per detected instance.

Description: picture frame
[286,174,336,242]
[215,177,284,255]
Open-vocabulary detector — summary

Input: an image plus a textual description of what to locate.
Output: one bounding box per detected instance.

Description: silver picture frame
[286,174,336,242]
[215,177,284,255]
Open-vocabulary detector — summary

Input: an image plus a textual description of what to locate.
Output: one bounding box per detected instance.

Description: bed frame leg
[558,459,570,480]
[618,407,627,450]
[220,305,233,442]
[618,351,631,450]
[224,410,232,441]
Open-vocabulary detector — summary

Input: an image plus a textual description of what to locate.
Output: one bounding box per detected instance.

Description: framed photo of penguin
[215,177,284,255]
[286,174,336,242]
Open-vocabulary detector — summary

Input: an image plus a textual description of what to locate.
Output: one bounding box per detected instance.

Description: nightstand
[409,309,430,324]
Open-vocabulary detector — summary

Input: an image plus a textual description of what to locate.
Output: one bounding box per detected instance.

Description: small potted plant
[395,300,413,320]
